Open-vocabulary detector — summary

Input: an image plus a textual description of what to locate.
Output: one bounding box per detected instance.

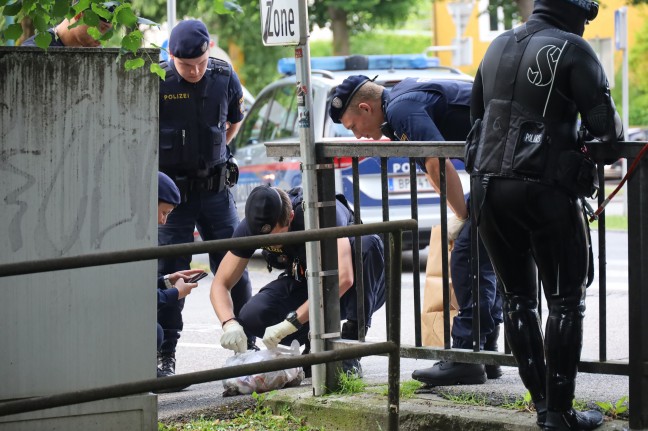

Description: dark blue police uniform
[383,78,502,350]
[157,20,252,357]
[231,188,386,347]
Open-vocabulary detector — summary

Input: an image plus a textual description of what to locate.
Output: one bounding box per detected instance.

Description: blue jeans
[157,188,251,353]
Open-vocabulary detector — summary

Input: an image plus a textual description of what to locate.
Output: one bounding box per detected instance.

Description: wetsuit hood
[531,0,591,36]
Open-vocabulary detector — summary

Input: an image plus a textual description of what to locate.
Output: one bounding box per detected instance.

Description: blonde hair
[345,81,384,116]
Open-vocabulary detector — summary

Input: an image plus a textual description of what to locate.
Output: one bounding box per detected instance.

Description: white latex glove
[262,320,298,350]
[447,214,468,242]
[220,320,248,353]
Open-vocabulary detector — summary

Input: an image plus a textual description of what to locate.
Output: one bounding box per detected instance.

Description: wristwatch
[163,274,173,289]
[286,311,302,329]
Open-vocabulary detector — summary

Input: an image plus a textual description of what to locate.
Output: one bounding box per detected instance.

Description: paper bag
[421,225,459,347]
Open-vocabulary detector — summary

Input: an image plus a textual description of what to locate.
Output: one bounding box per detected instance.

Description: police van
[229,54,473,250]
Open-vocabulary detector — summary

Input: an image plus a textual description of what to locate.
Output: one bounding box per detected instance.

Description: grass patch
[333,370,367,395]
[438,391,489,407]
[373,380,423,399]
[501,391,534,413]
[596,396,628,419]
[158,392,323,431]
[589,214,628,231]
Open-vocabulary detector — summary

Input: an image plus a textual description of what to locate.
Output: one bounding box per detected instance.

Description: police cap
[158,172,181,206]
[329,75,372,124]
[169,19,210,59]
[245,185,283,235]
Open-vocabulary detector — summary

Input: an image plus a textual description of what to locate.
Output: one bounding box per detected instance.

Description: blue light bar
[277,54,441,75]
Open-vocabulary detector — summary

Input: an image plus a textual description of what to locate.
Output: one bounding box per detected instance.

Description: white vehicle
[229,54,473,250]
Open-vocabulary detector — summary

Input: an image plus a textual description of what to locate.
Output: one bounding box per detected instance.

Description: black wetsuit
[469,4,621,417]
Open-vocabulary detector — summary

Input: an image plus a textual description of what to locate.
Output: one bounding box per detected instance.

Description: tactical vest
[262,187,356,277]
[159,58,232,174]
[465,21,592,190]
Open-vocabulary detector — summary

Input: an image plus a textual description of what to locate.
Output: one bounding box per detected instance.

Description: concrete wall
[0,48,159,430]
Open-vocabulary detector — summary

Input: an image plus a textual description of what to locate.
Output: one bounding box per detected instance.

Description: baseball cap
[329,75,373,124]
[158,172,181,206]
[244,185,283,235]
[169,19,210,59]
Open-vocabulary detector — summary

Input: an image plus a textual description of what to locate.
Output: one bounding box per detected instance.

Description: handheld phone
[187,272,208,283]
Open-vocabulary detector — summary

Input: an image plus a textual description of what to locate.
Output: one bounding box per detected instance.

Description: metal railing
[0,220,413,431]
[268,139,648,429]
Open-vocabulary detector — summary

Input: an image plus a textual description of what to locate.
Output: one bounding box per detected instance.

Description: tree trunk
[328,6,349,56]
[516,0,533,21]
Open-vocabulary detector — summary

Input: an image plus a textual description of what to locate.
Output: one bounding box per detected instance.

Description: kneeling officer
[210,185,386,376]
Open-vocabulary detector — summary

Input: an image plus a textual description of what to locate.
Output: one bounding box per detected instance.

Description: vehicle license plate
[388,175,434,193]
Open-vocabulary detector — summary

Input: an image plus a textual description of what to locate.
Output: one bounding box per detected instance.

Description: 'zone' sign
[260,0,302,46]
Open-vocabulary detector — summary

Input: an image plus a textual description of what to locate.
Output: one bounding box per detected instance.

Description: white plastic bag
[222,340,305,396]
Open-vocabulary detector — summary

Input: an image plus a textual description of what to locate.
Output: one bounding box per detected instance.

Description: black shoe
[542,409,604,431]
[341,358,363,378]
[157,352,176,377]
[412,361,487,386]
[485,364,503,379]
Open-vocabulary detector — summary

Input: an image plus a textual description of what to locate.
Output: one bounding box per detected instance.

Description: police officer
[210,185,386,377]
[157,19,252,379]
[329,76,503,385]
[21,4,113,47]
[468,1,623,429]
[156,172,204,390]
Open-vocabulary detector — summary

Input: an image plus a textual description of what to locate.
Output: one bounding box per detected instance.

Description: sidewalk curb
[266,386,630,431]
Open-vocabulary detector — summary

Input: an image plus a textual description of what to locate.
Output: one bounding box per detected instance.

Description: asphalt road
[157,225,630,421]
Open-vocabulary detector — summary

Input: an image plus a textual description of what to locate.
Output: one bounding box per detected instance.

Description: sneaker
[412,361,487,386]
[485,364,503,379]
[157,352,176,377]
[542,409,604,430]
[341,358,363,378]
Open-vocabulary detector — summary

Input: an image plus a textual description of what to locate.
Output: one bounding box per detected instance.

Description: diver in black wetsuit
[467,0,623,429]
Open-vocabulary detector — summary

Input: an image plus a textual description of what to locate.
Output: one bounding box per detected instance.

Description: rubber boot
[484,324,502,379]
[543,409,604,430]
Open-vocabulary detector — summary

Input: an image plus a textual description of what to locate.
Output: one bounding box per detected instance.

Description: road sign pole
[260,0,326,395]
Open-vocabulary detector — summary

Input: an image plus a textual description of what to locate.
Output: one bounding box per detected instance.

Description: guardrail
[0,220,413,431]
[268,139,648,429]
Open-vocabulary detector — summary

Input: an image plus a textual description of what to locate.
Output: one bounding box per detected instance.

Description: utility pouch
[174,176,190,203]
[464,118,482,174]
[555,151,599,198]
[225,156,239,187]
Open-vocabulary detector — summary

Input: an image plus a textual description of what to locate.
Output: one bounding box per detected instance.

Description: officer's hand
[175,278,199,300]
[262,320,298,350]
[447,214,468,242]
[220,320,248,353]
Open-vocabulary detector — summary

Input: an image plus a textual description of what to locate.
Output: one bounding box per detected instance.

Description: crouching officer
[157,19,253,380]
[468,0,623,429]
[329,75,503,385]
[210,185,386,377]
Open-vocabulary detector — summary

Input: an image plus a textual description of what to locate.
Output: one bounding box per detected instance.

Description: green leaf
[22,0,35,13]
[115,5,138,27]
[52,0,69,18]
[2,1,23,16]
[150,62,166,80]
[72,0,90,15]
[91,2,112,22]
[33,11,49,32]
[99,27,114,41]
[121,30,142,53]
[213,0,235,15]
[124,57,145,70]
[0,0,9,7]
[4,23,23,40]
[82,9,99,26]
[35,31,53,49]
[86,26,101,41]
